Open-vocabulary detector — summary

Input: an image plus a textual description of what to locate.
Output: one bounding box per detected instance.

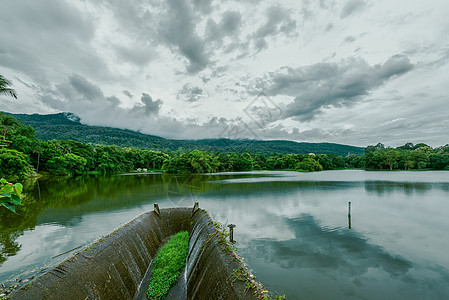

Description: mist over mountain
[11,112,364,156]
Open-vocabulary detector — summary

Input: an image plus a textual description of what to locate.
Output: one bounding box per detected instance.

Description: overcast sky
[1,0,448,147]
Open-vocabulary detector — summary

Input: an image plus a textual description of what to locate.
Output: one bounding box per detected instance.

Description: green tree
[365,142,385,154]
[383,149,400,170]
[429,153,449,170]
[295,157,323,172]
[345,154,363,168]
[316,154,334,170]
[47,153,87,176]
[396,143,414,151]
[0,148,34,179]
[231,153,253,171]
[0,75,17,99]
[162,156,193,173]
[185,150,220,173]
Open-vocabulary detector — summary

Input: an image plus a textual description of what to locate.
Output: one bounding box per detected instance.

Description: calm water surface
[1,170,449,299]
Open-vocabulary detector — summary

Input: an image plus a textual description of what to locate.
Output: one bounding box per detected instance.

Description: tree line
[2,113,449,180]
[355,142,449,170]
[0,112,352,179]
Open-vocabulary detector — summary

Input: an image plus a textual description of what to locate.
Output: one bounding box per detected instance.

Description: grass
[147,231,189,300]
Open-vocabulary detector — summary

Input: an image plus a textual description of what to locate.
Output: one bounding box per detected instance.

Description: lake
[1,170,449,299]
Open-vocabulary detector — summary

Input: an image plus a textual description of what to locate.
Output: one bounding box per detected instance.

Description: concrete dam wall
[10,206,265,299]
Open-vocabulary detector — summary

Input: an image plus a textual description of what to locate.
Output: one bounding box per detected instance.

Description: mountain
[10,112,365,156]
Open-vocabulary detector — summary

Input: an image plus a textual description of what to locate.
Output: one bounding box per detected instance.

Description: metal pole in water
[348,202,352,229]
[227,224,236,243]
[154,203,160,216]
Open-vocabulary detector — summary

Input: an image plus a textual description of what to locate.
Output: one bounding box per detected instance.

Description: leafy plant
[0,178,23,213]
[147,231,189,299]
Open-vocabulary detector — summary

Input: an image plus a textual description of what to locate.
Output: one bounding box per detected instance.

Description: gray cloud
[1,0,448,148]
[324,23,334,32]
[259,54,413,121]
[158,0,210,73]
[251,5,298,51]
[122,90,134,99]
[177,84,204,102]
[69,74,104,100]
[319,0,336,10]
[343,36,356,43]
[0,0,108,83]
[133,93,163,115]
[206,10,242,44]
[340,0,367,19]
[36,74,229,139]
[193,0,214,15]
[114,44,156,67]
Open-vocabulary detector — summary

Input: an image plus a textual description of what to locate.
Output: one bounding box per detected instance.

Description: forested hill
[10,112,364,156]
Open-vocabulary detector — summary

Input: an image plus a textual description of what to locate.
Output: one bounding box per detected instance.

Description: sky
[1,0,448,147]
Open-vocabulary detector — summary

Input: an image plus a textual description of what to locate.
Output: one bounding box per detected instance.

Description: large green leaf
[1,201,16,213]
[11,194,21,205]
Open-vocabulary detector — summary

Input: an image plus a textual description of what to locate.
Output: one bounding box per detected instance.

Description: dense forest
[1,112,449,182]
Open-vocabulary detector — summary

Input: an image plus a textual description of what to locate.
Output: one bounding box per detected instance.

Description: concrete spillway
[10,206,264,299]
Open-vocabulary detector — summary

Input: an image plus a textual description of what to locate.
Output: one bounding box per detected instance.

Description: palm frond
[0,75,18,99]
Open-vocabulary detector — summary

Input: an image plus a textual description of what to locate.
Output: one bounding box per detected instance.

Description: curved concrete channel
[10,205,268,299]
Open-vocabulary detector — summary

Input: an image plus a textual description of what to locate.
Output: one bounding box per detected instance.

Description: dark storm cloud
[340,0,367,19]
[158,0,210,73]
[259,54,413,121]
[252,5,298,51]
[177,84,204,102]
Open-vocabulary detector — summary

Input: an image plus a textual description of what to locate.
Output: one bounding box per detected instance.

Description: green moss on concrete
[146,231,189,299]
